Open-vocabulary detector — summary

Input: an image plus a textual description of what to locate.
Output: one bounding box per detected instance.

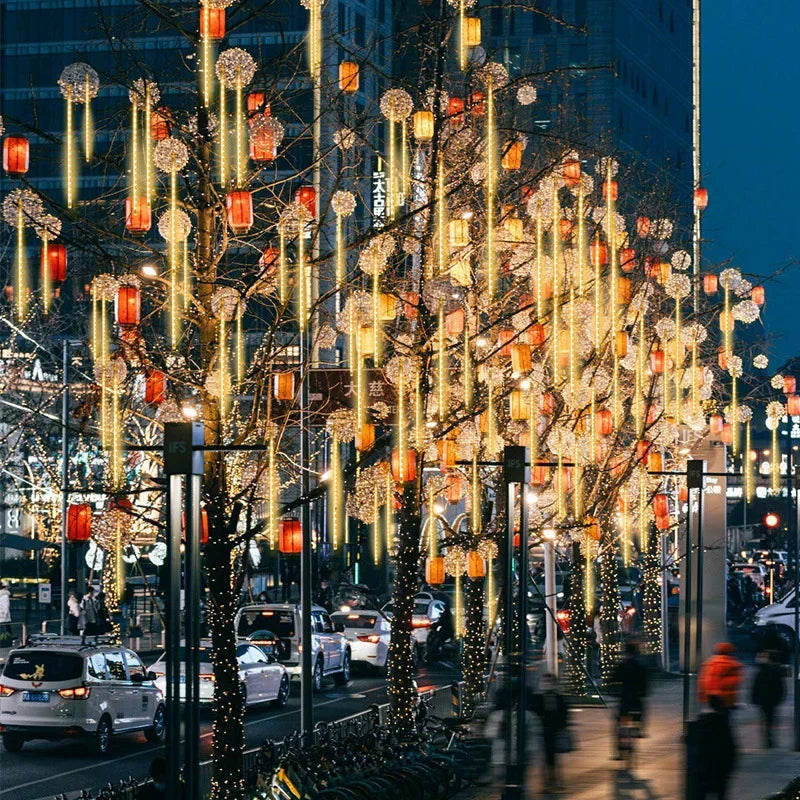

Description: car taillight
[0,685,16,697]
[357,634,381,644]
[411,619,431,628]
[556,610,570,633]
[200,673,215,682]
[58,685,91,699]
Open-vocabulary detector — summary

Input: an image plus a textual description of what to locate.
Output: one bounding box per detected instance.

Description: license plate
[23,691,50,703]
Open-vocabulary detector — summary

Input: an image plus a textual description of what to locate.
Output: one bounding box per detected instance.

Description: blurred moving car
[0,635,164,755]
[382,591,446,658]
[731,562,768,591]
[234,603,350,690]
[330,610,392,671]
[754,587,799,647]
[149,639,289,708]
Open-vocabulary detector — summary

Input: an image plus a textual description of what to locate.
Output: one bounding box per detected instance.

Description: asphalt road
[0,664,458,800]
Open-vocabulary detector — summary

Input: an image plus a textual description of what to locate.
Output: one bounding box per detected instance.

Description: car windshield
[333,614,377,629]
[3,651,83,682]
[238,610,295,638]
[413,602,430,616]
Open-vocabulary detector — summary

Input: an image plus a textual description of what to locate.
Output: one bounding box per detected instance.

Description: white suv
[234,604,350,691]
[0,636,164,755]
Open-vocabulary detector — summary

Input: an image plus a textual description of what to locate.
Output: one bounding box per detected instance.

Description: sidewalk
[473,669,799,800]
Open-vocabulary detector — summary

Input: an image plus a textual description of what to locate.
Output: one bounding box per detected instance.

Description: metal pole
[793,462,800,750]
[59,340,69,635]
[543,539,558,677]
[515,487,529,782]
[184,473,201,800]
[682,492,693,727]
[691,0,701,316]
[695,486,704,667]
[166,474,183,800]
[300,323,313,738]
[661,533,670,672]
[504,479,515,796]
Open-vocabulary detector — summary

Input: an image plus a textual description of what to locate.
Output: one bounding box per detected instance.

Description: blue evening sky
[702,0,799,368]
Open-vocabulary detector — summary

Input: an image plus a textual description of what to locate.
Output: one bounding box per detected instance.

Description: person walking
[751,649,785,748]
[532,673,569,792]
[610,641,649,757]
[80,586,99,643]
[67,591,81,635]
[96,591,111,634]
[696,695,737,799]
[697,642,743,710]
[0,582,12,647]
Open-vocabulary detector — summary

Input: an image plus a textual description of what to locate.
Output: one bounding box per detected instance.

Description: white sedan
[331,611,391,671]
[149,640,289,708]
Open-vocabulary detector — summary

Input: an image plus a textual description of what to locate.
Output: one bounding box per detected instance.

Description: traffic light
[763,511,781,529]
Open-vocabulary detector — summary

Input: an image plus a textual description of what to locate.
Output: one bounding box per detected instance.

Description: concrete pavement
[474,669,800,799]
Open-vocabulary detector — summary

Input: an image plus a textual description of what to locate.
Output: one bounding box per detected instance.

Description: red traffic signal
[763,512,781,529]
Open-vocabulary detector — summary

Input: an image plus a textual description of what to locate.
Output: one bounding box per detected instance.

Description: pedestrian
[80,586,99,643]
[67,590,80,635]
[697,642,743,711]
[0,582,12,647]
[136,756,167,800]
[257,590,272,603]
[696,695,737,799]
[751,649,785,748]
[532,673,569,791]
[314,579,333,611]
[610,640,649,757]
[96,591,111,634]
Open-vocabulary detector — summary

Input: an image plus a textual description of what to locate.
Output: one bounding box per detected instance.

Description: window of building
[575,0,587,27]
[354,12,365,46]
[532,11,551,34]
[338,2,346,35]
[377,0,385,24]
[508,9,516,36]
[491,6,503,36]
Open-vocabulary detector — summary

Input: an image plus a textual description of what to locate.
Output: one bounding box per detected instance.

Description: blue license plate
[22,691,50,702]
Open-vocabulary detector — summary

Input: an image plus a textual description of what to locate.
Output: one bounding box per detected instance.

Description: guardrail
[43,682,465,800]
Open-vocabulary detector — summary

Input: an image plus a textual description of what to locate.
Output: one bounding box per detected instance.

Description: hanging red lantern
[590,239,608,266]
[445,308,465,335]
[559,218,574,240]
[447,96,465,127]
[425,556,445,585]
[226,190,253,233]
[41,244,67,283]
[655,515,672,531]
[109,496,133,513]
[391,448,417,483]
[278,518,302,554]
[150,108,171,141]
[720,424,733,445]
[510,343,532,373]
[438,439,456,472]
[717,346,727,371]
[467,551,486,578]
[246,92,270,123]
[619,248,636,273]
[679,486,689,503]
[273,372,295,401]
[469,91,486,117]
[694,187,709,210]
[562,159,581,187]
[596,408,613,436]
[635,440,651,463]
[67,503,92,542]
[644,256,658,279]
[703,273,718,295]
[3,136,30,177]
[259,247,279,271]
[784,376,797,395]
[125,197,152,234]
[539,393,556,416]
[531,462,549,486]
[602,180,618,201]
[528,323,546,348]
[584,516,601,541]
[338,61,360,94]
[199,6,226,39]
[181,507,209,545]
[751,285,765,306]
[498,328,515,357]
[402,291,419,319]
[652,493,669,518]
[144,370,166,405]
[250,128,277,162]
[445,474,463,504]
[355,423,375,452]
[648,451,663,472]
[788,394,800,416]
[709,414,724,435]
[636,216,651,238]
[115,285,141,326]
[295,185,316,218]
[650,350,665,374]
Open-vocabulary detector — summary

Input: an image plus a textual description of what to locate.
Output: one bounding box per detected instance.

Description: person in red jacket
[698,642,744,710]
